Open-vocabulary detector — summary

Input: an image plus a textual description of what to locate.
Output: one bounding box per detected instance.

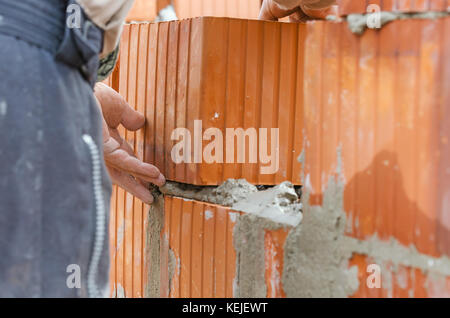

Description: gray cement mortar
[345,11,450,35]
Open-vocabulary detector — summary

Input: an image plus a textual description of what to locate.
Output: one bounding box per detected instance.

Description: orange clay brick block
[127,0,158,22]
[302,17,450,258]
[173,0,262,19]
[131,195,450,298]
[336,0,449,16]
[116,18,305,186]
[107,46,151,297]
[156,196,290,298]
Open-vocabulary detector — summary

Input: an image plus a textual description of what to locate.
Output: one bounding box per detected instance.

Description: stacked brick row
[107,5,450,298]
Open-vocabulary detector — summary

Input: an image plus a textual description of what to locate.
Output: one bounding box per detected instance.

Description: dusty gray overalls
[0,0,112,297]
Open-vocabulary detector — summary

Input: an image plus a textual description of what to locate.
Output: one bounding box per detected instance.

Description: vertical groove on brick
[166,22,180,180]
[354,27,375,238]
[226,212,238,297]
[213,207,225,297]
[118,19,306,185]
[437,17,450,256]
[180,199,193,297]
[349,254,450,297]
[340,24,356,237]
[415,19,440,257]
[186,19,202,184]
[162,197,239,298]
[111,17,450,298]
[376,21,395,241]
[155,23,169,177]
[291,25,306,183]
[223,19,246,181]
[191,202,204,297]
[124,22,134,296]
[174,21,189,182]
[264,229,288,298]
[201,18,227,184]
[242,20,262,182]
[116,24,131,297]
[145,23,158,167]
[130,23,138,298]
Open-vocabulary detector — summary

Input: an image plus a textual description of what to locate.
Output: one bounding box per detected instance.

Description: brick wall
[107,16,450,298]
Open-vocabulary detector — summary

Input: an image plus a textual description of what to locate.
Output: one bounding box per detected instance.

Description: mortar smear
[347,11,450,35]
[282,175,360,298]
[145,193,165,298]
[160,179,258,206]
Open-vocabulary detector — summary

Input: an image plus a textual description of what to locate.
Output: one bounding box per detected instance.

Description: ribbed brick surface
[302,17,450,258]
[161,196,238,298]
[116,19,305,185]
[110,184,150,298]
[108,25,151,296]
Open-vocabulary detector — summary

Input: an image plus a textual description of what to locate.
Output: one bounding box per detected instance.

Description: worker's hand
[94,82,166,204]
[259,0,338,22]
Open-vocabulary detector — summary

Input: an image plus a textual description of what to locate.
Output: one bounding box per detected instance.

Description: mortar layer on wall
[149,144,450,297]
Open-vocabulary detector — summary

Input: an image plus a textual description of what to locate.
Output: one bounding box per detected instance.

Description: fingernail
[157,174,166,186]
[144,193,154,205]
